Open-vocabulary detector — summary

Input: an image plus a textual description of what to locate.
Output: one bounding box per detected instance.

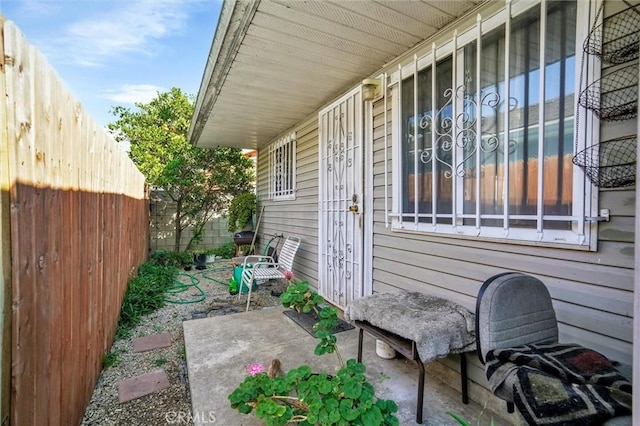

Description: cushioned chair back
[476,272,558,364]
[278,236,301,272]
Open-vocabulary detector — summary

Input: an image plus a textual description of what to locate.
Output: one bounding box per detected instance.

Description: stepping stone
[133,333,172,353]
[118,370,170,403]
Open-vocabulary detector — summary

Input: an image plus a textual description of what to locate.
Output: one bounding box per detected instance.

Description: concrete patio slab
[133,332,172,353]
[184,307,512,425]
[118,369,170,403]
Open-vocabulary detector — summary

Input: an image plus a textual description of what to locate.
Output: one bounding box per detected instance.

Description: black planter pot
[194,254,207,270]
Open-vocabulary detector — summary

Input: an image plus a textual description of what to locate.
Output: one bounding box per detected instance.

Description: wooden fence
[1,17,149,425]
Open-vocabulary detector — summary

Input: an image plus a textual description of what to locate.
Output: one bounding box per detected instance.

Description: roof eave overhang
[188,0,259,149]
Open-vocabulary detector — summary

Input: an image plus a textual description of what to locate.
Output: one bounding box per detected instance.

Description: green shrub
[227,192,256,232]
[115,256,179,339]
[212,241,236,259]
[102,350,121,368]
[149,250,192,267]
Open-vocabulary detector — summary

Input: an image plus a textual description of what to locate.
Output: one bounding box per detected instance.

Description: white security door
[318,88,364,308]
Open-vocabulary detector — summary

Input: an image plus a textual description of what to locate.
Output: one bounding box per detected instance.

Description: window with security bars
[269,132,297,200]
[393,0,595,245]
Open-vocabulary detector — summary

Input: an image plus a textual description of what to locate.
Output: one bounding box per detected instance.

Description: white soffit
[190,0,480,150]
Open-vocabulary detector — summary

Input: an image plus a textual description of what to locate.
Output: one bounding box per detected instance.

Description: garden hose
[263,235,278,255]
[199,269,232,286]
[163,265,233,305]
[165,236,283,305]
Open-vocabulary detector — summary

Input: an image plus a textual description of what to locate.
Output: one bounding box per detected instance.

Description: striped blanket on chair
[485,343,631,425]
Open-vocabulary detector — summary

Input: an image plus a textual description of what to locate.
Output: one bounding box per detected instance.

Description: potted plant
[228,281,399,425]
[227,192,257,233]
[192,248,217,269]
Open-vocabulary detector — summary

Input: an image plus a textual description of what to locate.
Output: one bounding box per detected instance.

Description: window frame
[269,131,297,201]
[390,0,600,248]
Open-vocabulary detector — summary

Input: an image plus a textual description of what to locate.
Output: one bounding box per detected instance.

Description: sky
[1,0,222,127]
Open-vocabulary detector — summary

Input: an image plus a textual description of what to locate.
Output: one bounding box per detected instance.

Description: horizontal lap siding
[256,115,320,285]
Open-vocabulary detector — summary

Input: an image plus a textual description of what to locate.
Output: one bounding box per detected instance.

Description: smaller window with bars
[269,132,297,200]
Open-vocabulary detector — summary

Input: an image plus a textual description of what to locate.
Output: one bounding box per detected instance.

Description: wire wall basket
[578,63,638,121]
[572,136,637,188]
[583,2,640,64]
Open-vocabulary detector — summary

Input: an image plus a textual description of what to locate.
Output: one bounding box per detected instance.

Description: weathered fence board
[0,14,12,426]
[1,18,149,425]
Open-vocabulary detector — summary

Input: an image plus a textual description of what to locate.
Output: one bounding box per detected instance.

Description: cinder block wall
[150,191,234,252]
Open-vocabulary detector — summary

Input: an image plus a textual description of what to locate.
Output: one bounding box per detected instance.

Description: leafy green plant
[149,250,192,268]
[447,404,494,426]
[191,247,219,258]
[115,255,180,339]
[102,350,121,368]
[280,281,343,367]
[228,281,399,425]
[238,244,252,256]
[109,88,254,252]
[448,412,472,426]
[227,192,256,232]
[177,345,187,361]
[154,357,168,367]
[212,241,236,259]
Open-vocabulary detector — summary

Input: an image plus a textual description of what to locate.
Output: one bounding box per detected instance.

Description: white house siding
[251,0,636,421]
[255,114,321,285]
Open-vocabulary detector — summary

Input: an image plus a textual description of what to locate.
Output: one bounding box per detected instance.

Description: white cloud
[53,1,191,67]
[14,0,62,17]
[102,84,165,104]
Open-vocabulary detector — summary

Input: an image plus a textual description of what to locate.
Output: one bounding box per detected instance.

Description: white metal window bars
[385,0,597,246]
[269,132,297,200]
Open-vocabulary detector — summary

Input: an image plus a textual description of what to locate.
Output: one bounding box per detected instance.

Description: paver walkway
[118,333,173,403]
[133,333,172,353]
[118,370,170,403]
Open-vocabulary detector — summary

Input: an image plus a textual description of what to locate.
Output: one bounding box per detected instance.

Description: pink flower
[283,270,294,280]
[247,363,265,376]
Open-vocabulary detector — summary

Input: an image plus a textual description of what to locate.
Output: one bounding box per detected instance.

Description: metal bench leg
[460,352,468,404]
[416,358,425,424]
[357,328,364,362]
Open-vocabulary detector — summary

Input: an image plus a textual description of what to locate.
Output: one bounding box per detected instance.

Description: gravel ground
[81,261,286,426]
